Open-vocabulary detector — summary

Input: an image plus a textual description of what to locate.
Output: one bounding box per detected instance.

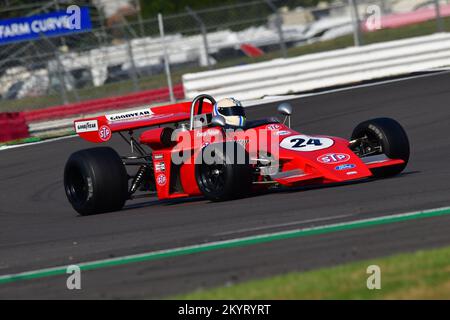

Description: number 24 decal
[289,138,322,148]
[280,134,334,152]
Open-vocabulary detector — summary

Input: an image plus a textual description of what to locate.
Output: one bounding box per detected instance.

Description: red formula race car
[64,94,410,215]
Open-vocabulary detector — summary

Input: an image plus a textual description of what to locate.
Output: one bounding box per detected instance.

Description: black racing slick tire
[64,147,128,215]
[195,142,252,201]
[351,117,410,178]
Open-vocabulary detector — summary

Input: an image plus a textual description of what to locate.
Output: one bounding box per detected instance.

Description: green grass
[0,130,75,147]
[2,16,450,113]
[174,245,450,299]
[0,136,41,147]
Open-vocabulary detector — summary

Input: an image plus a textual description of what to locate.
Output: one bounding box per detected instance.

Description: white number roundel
[280,135,334,152]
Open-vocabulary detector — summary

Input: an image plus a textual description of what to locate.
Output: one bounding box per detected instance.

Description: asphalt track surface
[1,72,450,299]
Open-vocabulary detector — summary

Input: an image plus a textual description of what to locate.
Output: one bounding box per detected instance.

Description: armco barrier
[182,33,450,100]
[0,112,29,142]
[23,84,184,122]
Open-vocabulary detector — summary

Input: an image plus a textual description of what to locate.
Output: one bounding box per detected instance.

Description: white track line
[0,135,76,152]
[215,213,355,236]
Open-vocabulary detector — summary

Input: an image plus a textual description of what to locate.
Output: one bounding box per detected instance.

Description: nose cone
[276,132,373,182]
[315,152,373,182]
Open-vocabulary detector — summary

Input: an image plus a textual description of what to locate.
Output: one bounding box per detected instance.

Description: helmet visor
[218,106,245,117]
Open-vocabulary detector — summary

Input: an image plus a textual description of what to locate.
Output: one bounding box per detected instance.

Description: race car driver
[213,97,246,127]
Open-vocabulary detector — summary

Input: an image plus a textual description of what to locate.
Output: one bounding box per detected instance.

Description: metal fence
[0,0,449,111]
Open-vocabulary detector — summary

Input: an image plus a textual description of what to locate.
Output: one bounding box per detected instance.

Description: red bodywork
[73,101,405,200]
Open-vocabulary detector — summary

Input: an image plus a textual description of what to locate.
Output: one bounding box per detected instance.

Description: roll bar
[189,94,216,130]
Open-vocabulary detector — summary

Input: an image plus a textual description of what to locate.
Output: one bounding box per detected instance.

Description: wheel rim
[199,154,227,193]
[353,130,383,157]
[65,165,89,205]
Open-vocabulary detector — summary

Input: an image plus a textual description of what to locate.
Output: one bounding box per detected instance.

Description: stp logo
[157,174,167,186]
[317,153,350,164]
[267,124,281,130]
[98,125,111,141]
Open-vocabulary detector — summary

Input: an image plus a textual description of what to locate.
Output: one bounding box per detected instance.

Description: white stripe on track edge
[0,135,76,152]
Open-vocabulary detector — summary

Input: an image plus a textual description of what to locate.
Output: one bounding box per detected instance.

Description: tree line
[140,0,331,18]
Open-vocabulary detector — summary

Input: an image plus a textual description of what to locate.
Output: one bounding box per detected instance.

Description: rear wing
[74,101,213,143]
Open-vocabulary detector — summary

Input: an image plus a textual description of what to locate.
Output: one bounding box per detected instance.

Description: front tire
[64,147,128,215]
[195,142,252,201]
[351,117,410,178]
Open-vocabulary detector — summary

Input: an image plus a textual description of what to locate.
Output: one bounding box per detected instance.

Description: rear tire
[64,147,128,215]
[195,142,252,201]
[351,117,410,178]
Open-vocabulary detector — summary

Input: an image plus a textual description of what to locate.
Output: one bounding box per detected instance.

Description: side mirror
[211,115,226,127]
[277,103,292,128]
[277,103,292,116]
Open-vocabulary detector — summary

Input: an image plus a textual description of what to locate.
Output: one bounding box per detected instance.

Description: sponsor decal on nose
[317,153,350,164]
[335,164,356,171]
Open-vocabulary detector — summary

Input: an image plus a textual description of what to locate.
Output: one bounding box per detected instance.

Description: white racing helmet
[213,98,246,127]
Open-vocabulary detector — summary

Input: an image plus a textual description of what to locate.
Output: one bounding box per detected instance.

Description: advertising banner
[0,6,92,45]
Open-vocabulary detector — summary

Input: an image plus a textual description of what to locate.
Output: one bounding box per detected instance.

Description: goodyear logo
[75,120,98,133]
[106,109,153,122]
